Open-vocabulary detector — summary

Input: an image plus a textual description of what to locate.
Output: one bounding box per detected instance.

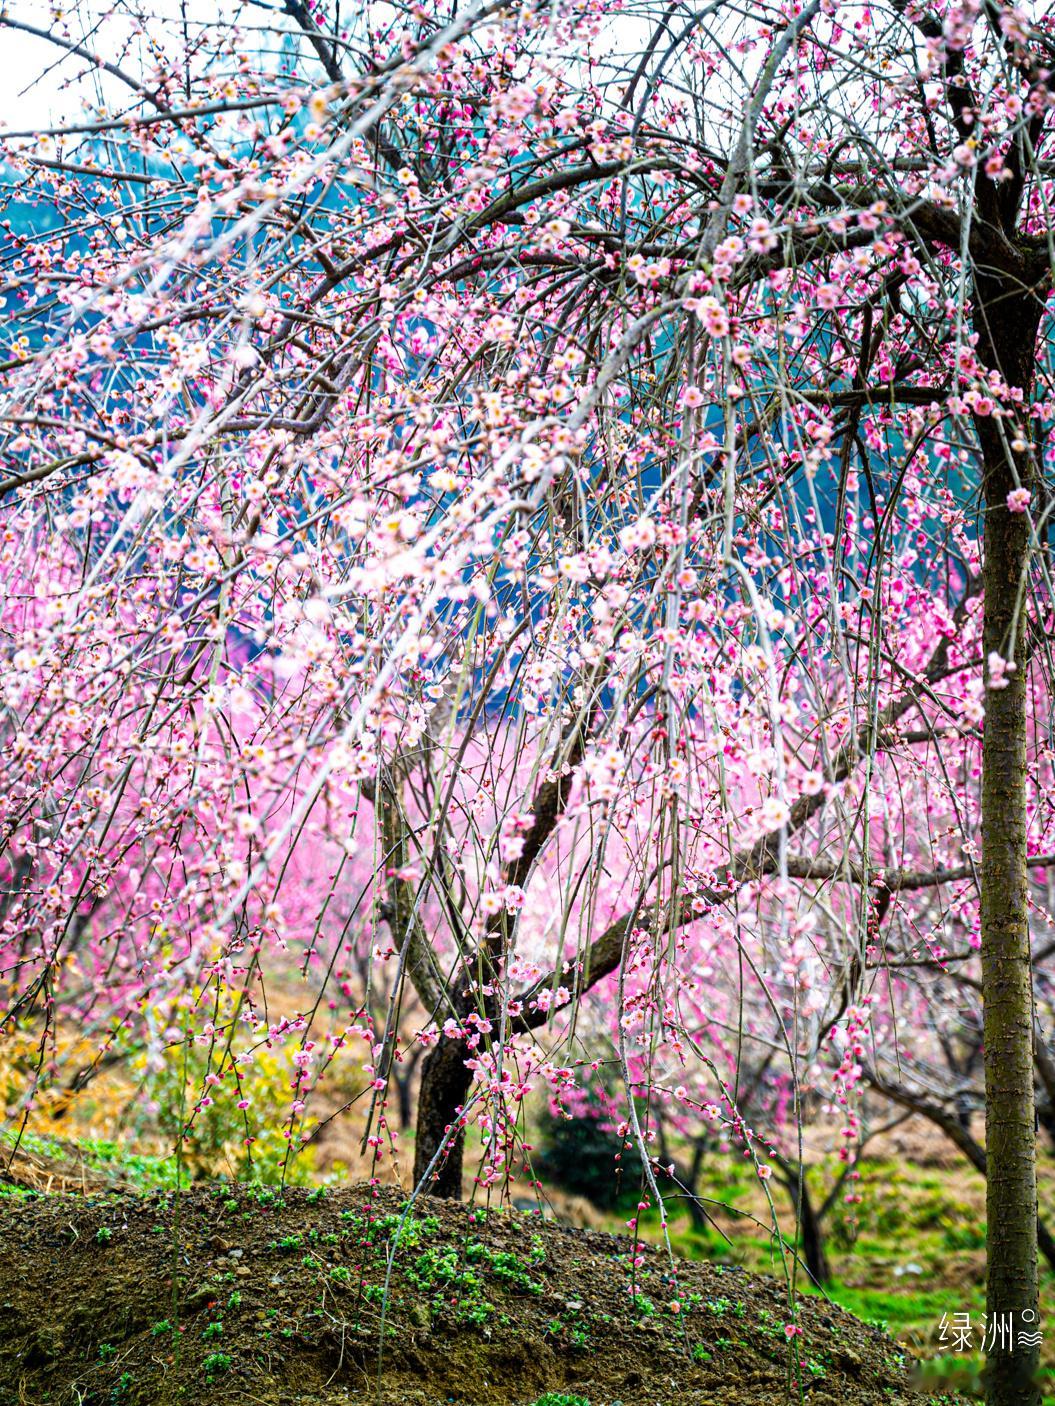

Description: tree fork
[411,723,589,1199]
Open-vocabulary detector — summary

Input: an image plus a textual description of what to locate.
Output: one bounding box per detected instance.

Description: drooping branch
[516,579,985,1025]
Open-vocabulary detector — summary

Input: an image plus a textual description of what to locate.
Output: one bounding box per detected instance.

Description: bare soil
[0,1183,931,1405]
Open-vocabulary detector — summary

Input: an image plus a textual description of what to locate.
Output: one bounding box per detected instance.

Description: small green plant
[110,1372,133,1402]
[757,1308,782,1340]
[202,1351,233,1379]
[692,1343,712,1362]
[460,1301,493,1327]
[467,1244,543,1294]
[151,1319,172,1337]
[95,1227,113,1245]
[202,1321,224,1340]
[631,1293,656,1317]
[532,1395,590,1406]
[98,1343,116,1362]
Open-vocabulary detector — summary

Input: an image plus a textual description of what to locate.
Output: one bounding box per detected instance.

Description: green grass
[1,1128,186,1191]
[819,1283,983,1335]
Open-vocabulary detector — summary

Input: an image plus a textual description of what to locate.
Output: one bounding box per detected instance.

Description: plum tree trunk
[412,1031,473,1198]
[779,1162,831,1287]
[974,268,1044,1406]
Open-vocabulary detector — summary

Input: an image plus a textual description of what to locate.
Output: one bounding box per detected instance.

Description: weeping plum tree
[2,1,1055,1401]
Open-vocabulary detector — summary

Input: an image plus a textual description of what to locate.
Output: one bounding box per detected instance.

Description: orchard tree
[2,1,1055,1402]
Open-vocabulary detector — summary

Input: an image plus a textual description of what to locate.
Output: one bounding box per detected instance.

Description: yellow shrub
[134,1041,317,1185]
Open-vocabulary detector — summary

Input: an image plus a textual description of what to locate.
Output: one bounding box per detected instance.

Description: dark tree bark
[974,260,1046,1406]
[684,1140,709,1233]
[792,1173,830,1288]
[406,723,588,1198]
[412,1027,474,1197]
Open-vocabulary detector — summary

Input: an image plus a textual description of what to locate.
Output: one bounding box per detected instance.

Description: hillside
[0,1183,931,1405]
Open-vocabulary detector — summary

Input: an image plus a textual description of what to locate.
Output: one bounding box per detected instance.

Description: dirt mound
[0,1183,925,1405]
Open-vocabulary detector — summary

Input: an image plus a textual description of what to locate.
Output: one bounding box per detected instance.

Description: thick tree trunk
[405,734,582,1199]
[794,1176,830,1288]
[683,1140,710,1233]
[975,272,1044,1406]
[389,1045,423,1133]
[412,1033,473,1198]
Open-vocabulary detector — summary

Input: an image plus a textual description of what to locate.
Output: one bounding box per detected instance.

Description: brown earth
[0,1183,940,1406]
